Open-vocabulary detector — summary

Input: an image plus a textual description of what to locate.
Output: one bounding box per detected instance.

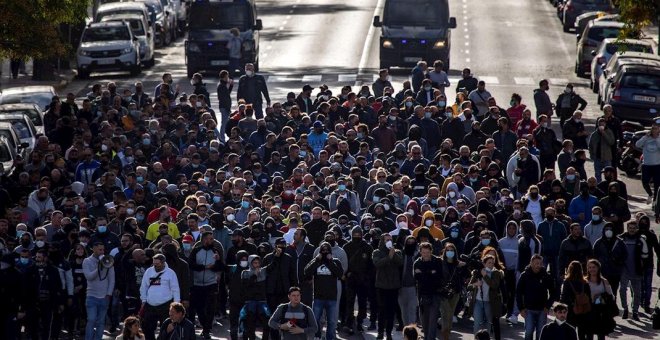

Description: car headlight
[242,40,255,52]
[78,49,90,56]
[122,47,133,54]
[382,40,394,48]
[187,42,201,53]
[433,40,446,49]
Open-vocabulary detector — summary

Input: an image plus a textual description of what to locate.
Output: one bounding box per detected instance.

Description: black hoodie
[516,265,554,311]
[304,242,343,300]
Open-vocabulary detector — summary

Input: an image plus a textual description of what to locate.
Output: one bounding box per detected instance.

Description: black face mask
[609,191,617,198]
[325,239,336,247]
[231,239,240,246]
[529,192,539,199]
[404,243,416,255]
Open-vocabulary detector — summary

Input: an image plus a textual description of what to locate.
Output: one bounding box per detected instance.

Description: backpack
[279,303,310,328]
[570,282,592,315]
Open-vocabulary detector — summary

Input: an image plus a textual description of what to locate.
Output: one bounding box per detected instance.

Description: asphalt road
[60,0,660,338]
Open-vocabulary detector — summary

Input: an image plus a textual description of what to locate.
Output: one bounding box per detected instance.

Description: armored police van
[373,0,456,70]
[185,0,262,77]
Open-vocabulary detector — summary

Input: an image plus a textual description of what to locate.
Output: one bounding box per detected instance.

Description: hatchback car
[0,136,17,177]
[604,65,660,123]
[598,52,660,104]
[138,0,174,47]
[575,20,624,77]
[0,85,56,113]
[0,121,30,159]
[0,103,45,135]
[0,114,38,152]
[574,12,619,37]
[561,0,615,32]
[77,21,142,78]
[590,39,653,92]
[101,13,155,67]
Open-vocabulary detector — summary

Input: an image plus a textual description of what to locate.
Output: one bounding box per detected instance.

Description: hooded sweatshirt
[372,234,403,289]
[140,262,181,306]
[304,242,343,300]
[241,254,268,301]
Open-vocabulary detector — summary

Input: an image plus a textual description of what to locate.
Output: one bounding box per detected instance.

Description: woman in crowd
[469,254,504,339]
[560,260,592,340]
[116,316,145,340]
[584,259,615,340]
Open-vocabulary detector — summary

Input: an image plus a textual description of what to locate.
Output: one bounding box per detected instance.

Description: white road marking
[302,75,322,83]
[514,77,535,85]
[479,76,500,84]
[338,74,357,82]
[549,78,570,86]
[269,75,301,82]
[356,0,386,86]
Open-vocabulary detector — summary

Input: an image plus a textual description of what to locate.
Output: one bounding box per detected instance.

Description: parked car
[590,38,653,92]
[76,21,142,78]
[603,64,660,123]
[0,113,38,152]
[0,103,45,135]
[138,0,174,47]
[598,52,660,105]
[95,2,153,36]
[574,11,619,37]
[561,0,615,32]
[0,121,30,159]
[0,85,57,114]
[170,0,188,34]
[575,20,624,77]
[0,136,17,177]
[101,13,156,67]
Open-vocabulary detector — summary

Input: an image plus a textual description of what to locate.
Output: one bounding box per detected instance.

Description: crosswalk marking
[549,78,570,86]
[479,76,500,85]
[302,75,322,83]
[338,74,357,82]
[268,75,301,83]
[514,77,535,85]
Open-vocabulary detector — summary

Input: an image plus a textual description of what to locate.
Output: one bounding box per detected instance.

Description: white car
[0,103,45,135]
[0,136,17,177]
[0,113,38,152]
[589,38,653,93]
[77,21,142,78]
[101,14,156,67]
[0,85,56,113]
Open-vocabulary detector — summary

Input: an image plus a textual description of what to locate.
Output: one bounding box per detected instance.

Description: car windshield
[384,1,449,28]
[606,43,651,55]
[82,26,131,42]
[0,130,16,149]
[0,143,11,162]
[0,93,50,112]
[188,3,252,30]
[588,27,621,41]
[622,73,660,91]
[7,120,31,139]
[1,109,42,127]
[129,19,145,36]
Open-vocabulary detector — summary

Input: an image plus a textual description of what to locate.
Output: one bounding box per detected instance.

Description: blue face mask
[300,151,307,157]
[450,231,459,238]
[481,238,491,246]
[182,243,192,251]
[338,184,346,191]
[19,257,29,265]
[445,250,455,259]
[16,230,25,240]
[97,225,107,233]
[438,101,446,107]
[566,174,576,181]
[425,112,432,119]
[213,196,222,204]
[204,176,211,183]
[136,176,144,183]
[142,139,151,146]
[136,214,145,222]
[241,201,250,209]
[431,199,438,205]
[373,196,380,202]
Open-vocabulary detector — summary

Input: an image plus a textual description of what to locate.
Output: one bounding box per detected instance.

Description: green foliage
[0,0,90,59]
[615,0,659,38]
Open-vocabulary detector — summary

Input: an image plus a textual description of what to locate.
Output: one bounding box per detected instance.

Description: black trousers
[229,302,243,340]
[143,301,171,340]
[345,280,369,326]
[190,285,218,334]
[377,288,399,335]
[504,269,517,316]
[27,303,55,340]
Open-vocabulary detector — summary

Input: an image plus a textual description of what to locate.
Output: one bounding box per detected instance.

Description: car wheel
[77,69,89,79]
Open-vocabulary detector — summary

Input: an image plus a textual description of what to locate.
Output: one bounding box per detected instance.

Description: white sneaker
[508,315,519,324]
[452,316,458,324]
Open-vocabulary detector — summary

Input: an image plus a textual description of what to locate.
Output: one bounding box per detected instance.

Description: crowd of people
[0,60,659,340]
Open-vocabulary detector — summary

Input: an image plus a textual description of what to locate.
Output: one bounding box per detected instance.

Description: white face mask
[398,221,407,229]
[385,240,393,249]
[35,240,45,248]
[246,70,254,77]
[448,191,456,198]
[605,230,613,238]
[439,207,447,213]
[226,214,235,222]
[408,209,415,215]
[425,219,433,227]
[240,260,248,267]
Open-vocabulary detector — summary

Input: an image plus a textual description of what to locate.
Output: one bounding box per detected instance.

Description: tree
[615,0,660,39]
[0,0,89,79]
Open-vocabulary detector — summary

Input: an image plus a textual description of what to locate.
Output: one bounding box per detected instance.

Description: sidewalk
[643,24,659,52]
[0,59,76,93]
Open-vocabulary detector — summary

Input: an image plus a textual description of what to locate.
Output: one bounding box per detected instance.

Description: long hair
[121,316,143,340]
[564,260,586,283]
[481,246,504,270]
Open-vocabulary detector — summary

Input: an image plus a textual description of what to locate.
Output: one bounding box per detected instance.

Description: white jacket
[140,263,180,306]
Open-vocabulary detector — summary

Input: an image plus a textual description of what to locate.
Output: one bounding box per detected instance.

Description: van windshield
[189,3,252,31]
[383,0,449,28]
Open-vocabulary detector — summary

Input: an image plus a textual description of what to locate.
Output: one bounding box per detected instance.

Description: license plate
[211,60,229,66]
[633,95,656,103]
[96,58,114,65]
[404,57,422,63]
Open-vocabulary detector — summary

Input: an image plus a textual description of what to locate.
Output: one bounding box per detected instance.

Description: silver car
[101,14,156,67]
[77,21,142,78]
[0,136,17,177]
[590,38,653,92]
[0,85,56,113]
[575,20,624,77]
[598,52,660,105]
[0,113,38,152]
[0,103,45,135]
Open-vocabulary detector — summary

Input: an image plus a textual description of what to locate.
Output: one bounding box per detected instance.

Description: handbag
[439,267,457,299]
[570,282,592,315]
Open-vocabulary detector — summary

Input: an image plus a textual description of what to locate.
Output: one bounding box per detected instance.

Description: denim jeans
[620,269,642,313]
[398,286,418,326]
[418,295,440,340]
[641,266,654,307]
[473,300,492,335]
[524,309,547,340]
[85,296,109,340]
[313,299,337,340]
[219,107,230,140]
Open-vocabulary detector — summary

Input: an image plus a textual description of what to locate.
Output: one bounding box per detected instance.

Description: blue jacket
[537,219,567,257]
[307,131,328,156]
[568,194,598,227]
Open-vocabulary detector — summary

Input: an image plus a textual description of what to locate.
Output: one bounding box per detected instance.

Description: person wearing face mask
[24,249,65,340]
[583,206,606,246]
[304,242,343,340]
[413,241,442,340]
[398,235,418,327]
[539,302,578,340]
[187,232,223,339]
[468,254,504,338]
[342,226,373,334]
[588,117,616,182]
[225,250,249,340]
[554,83,587,128]
[371,233,403,340]
[597,182,630,236]
[592,223,626,302]
[415,79,436,107]
[237,63,270,119]
[90,218,120,255]
[312,231,349,320]
[440,223,465,255]
[261,238,295,339]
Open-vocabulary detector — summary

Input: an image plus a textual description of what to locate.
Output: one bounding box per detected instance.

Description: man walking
[188,231,224,339]
[140,253,181,340]
[237,63,270,118]
[268,287,318,340]
[517,255,554,340]
[83,242,115,340]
